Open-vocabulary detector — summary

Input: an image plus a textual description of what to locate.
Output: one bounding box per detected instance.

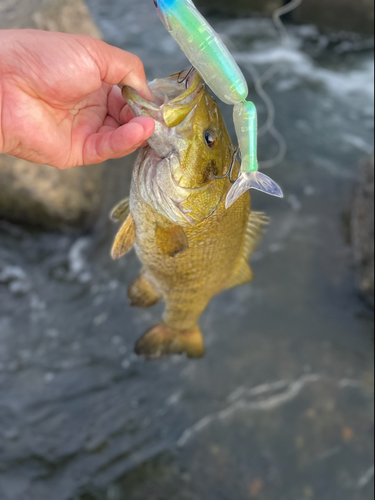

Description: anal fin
[155,224,189,257]
[128,274,162,308]
[111,213,135,260]
[135,323,205,359]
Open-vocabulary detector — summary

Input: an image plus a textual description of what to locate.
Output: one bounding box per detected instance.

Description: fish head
[123,69,239,225]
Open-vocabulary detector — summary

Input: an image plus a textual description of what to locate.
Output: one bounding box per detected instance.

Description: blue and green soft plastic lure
[154,0,284,208]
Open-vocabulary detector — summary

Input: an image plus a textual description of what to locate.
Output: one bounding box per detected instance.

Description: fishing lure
[226,102,283,207]
[154,0,284,207]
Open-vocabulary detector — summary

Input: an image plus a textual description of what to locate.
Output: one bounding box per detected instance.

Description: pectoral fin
[111,214,136,260]
[110,198,130,223]
[155,224,189,257]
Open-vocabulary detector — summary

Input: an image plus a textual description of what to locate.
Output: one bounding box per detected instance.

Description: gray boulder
[195,0,374,35]
[0,157,109,231]
[195,0,283,16]
[0,0,102,35]
[0,0,109,231]
[351,157,375,308]
[294,0,374,36]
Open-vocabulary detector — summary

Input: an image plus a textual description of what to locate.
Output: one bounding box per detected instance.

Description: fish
[111,68,268,359]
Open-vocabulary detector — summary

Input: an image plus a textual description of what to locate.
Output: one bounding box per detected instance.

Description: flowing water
[0,2,374,499]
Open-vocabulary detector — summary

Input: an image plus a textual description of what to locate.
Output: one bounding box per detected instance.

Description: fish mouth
[123,68,205,129]
[124,69,210,226]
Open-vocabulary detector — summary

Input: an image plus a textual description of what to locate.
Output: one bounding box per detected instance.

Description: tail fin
[135,323,205,359]
[226,171,283,209]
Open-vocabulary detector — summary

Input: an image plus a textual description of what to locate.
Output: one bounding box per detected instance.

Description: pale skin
[0,30,155,169]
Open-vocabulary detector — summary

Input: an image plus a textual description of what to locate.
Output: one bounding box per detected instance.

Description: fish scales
[131,173,250,331]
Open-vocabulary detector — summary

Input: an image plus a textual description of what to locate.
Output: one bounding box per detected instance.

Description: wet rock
[194,0,283,16]
[293,0,374,36]
[0,0,102,35]
[195,0,375,35]
[351,157,375,308]
[0,266,32,296]
[0,0,107,231]
[0,157,109,231]
[31,0,102,37]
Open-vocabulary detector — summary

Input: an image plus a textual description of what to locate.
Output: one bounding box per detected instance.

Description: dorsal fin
[225,211,269,291]
[243,211,270,261]
[110,198,130,223]
[111,213,136,260]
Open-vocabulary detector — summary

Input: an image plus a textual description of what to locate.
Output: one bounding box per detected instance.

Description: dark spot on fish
[202,160,219,183]
[153,0,158,6]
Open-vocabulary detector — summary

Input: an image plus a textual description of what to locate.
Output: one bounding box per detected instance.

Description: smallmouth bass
[111,69,268,359]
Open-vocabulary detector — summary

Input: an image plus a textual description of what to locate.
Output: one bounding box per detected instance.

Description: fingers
[82,116,155,165]
[99,115,120,134]
[107,86,141,125]
[107,85,127,124]
[119,104,134,125]
[82,37,154,101]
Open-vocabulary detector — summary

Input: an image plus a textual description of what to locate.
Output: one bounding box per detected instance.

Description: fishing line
[222,35,287,169]
[273,0,304,44]
[259,0,304,86]
[220,0,303,169]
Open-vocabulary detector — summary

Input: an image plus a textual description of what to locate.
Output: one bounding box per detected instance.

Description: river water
[0,2,374,499]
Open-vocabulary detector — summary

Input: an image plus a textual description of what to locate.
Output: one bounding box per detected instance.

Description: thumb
[77,36,154,101]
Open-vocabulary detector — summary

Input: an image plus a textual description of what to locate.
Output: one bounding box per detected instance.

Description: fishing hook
[178,66,195,88]
[214,147,239,184]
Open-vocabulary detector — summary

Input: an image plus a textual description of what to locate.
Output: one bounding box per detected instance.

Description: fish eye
[204,130,218,149]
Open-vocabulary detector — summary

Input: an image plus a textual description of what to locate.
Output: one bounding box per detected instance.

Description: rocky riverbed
[0,2,374,499]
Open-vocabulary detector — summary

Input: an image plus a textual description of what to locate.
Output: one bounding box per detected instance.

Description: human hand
[0,30,155,169]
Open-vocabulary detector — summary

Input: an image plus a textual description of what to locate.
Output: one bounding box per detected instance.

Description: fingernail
[139,85,155,102]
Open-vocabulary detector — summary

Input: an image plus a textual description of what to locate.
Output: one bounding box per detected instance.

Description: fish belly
[131,182,251,332]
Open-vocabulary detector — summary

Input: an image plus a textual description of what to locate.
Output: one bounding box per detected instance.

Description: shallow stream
[0,2,374,499]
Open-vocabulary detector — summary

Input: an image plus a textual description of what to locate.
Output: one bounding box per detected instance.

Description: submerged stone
[195,0,374,35]
[351,157,375,308]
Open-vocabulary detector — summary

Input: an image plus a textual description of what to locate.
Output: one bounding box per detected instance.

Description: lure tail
[135,323,205,359]
[226,171,283,209]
